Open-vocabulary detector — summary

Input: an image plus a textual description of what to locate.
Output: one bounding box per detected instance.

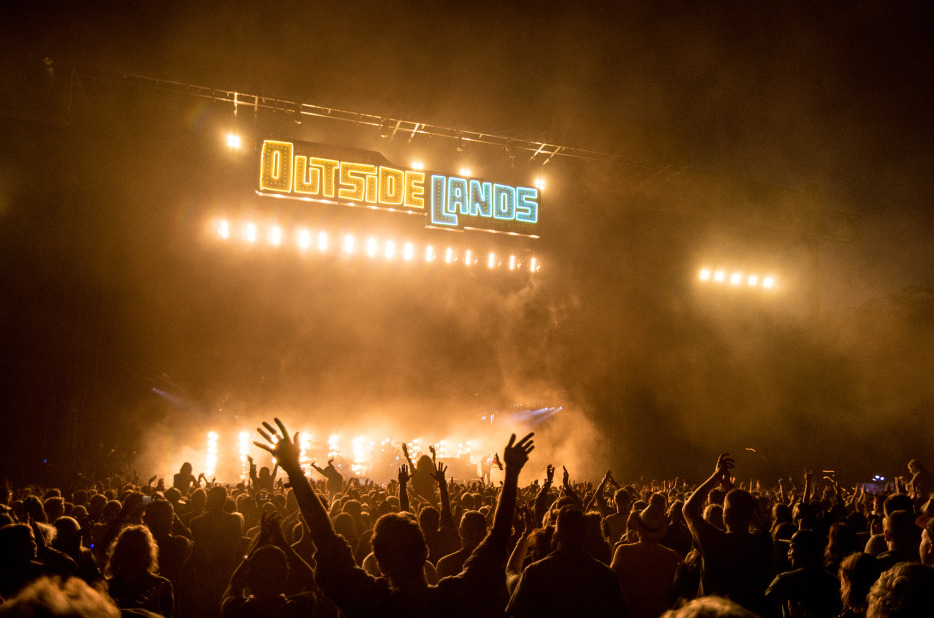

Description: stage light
[328,434,340,459]
[403,242,414,261]
[343,234,355,254]
[714,270,725,282]
[730,272,742,285]
[763,276,775,289]
[459,167,471,177]
[218,220,230,239]
[534,177,546,191]
[297,228,311,250]
[206,431,219,478]
[425,245,435,262]
[530,257,538,272]
[699,268,711,281]
[445,247,453,263]
[239,432,249,481]
[464,249,472,265]
[226,133,241,149]
[412,161,424,170]
[747,275,758,286]
[488,252,496,268]
[317,231,329,251]
[385,240,396,259]
[366,237,378,257]
[300,433,312,476]
[245,223,257,243]
[509,255,516,270]
[269,225,282,246]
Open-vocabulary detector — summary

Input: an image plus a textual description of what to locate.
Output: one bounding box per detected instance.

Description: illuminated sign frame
[257,139,540,237]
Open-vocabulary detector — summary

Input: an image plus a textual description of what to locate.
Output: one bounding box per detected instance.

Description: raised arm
[433,461,453,527]
[534,464,555,526]
[491,433,534,539]
[397,464,411,513]
[254,419,333,540]
[684,453,734,533]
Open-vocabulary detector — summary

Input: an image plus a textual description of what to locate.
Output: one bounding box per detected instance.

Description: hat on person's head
[630,501,668,541]
[787,529,823,553]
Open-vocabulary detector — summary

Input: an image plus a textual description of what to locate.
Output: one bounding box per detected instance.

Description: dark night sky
[1,2,933,484]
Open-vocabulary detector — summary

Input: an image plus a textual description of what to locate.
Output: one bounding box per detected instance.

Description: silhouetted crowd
[1,419,933,617]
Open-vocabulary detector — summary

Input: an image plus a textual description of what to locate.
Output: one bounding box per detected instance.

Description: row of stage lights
[699,268,776,290]
[207,431,475,480]
[215,219,542,272]
[225,134,547,191]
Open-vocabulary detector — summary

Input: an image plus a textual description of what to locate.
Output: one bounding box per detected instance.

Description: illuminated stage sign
[258,139,539,237]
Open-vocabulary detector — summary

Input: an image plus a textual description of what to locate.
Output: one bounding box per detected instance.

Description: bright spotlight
[730,272,742,285]
[445,247,453,263]
[218,220,230,239]
[317,232,329,251]
[459,167,471,177]
[713,270,725,282]
[343,234,355,254]
[534,177,546,191]
[245,223,257,243]
[385,240,396,259]
[226,133,241,149]
[411,161,424,171]
[763,276,775,289]
[530,257,539,272]
[747,275,758,286]
[699,268,711,281]
[297,228,311,250]
[509,255,516,270]
[464,249,472,265]
[268,226,282,246]
[488,252,496,268]
[425,245,435,262]
[366,237,378,257]
[403,242,414,261]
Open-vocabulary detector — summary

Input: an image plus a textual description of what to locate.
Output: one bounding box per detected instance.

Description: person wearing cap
[765,529,841,618]
[611,493,682,618]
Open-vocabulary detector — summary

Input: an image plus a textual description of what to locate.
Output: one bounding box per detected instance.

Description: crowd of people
[1,419,933,617]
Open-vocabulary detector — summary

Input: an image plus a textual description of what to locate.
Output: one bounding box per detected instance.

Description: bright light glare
[366,238,378,257]
[509,255,516,270]
[699,269,711,281]
[385,240,395,259]
[412,161,424,170]
[747,275,758,286]
[459,167,471,177]
[730,272,742,285]
[297,228,311,250]
[464,249,472,265]
[534,177,546,191]
[403,242,414,261]
[269,226,282,246]
[317,232,328,251]
[226,133,241,149]
[488,252,496,268]
[445,248,453,263]
[245,223,257,243]
[763,277,775,289]
[218,220,230,239]
[343,235,355,254]
[530,257,538,272]
[713,270,725,282]
[425,246,435,262]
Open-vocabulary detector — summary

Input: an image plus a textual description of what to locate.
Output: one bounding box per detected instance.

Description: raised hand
[401,443,409,458]
[432,462,447,485]
[429,444,437,462]
[253,418,301,472]
[502,432,534,473]
[398,464,410,485]
[546,464,555,484]
[562,465,570,487]
[714,454,734,478]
